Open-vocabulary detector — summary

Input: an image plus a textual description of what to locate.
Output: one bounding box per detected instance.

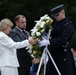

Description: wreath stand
[36,30,61,75]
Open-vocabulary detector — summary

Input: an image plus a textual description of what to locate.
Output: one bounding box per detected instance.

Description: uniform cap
[50,4,64,17]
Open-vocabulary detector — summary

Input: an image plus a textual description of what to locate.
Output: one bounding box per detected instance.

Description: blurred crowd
[71,48,76,66]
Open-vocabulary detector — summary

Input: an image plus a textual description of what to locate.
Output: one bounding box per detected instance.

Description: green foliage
[32,44,41,58]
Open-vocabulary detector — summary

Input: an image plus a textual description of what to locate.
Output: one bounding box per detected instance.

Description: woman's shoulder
[0,31,8,40]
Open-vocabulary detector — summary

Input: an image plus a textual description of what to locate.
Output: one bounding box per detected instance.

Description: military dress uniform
[46,18,76,75]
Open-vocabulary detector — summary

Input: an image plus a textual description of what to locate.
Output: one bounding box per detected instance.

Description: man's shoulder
[10,29,17,35]
[64,18,72,25]
[11,27,20,33]
[9,27,20,37]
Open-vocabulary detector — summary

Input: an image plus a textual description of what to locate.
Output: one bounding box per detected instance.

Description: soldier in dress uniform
[45,4,76,75]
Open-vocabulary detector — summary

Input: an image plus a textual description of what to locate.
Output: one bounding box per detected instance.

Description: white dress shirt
[0,31,30,67]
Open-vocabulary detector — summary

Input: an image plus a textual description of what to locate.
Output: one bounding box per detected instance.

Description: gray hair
[0,18,13,31]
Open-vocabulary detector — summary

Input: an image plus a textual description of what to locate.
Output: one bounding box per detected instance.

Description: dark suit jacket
[9,27,32,70]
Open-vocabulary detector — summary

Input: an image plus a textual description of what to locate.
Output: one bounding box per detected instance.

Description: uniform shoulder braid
[64,19,72,26]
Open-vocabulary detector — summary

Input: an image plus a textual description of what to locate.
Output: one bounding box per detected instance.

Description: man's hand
[32,58,40,64]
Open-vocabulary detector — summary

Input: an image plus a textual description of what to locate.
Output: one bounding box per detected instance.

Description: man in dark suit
[40,4,76,75]
[9,15,39,75]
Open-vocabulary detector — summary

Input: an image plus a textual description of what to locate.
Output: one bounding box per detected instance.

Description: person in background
[71,48,76,67]
[9,15,39,75]
[0,18,37,75]
[39,4,76,75]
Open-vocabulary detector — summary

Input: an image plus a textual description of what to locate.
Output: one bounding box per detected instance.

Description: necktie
[22,30,28,39]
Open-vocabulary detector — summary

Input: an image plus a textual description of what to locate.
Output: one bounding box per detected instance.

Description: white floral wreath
[26,14,53,58]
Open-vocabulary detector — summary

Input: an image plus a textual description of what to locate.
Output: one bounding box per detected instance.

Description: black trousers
[18,67,30,75]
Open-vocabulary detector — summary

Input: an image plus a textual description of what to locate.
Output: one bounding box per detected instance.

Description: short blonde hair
[0,18,13,31]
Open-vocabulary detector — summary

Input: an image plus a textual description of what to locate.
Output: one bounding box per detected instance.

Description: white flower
[36,32,41,36]
[35,20,41,26]
[31,54,35,58]
[28,49,32,54]
[40,14,48,21]
[40,22,45,28]
[45,16,50,20]
[31,28,38,36]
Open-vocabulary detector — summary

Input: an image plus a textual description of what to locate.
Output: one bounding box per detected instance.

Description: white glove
[38,38,50,47]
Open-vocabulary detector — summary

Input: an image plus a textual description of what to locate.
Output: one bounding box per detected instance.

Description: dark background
[0,0,76,49]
